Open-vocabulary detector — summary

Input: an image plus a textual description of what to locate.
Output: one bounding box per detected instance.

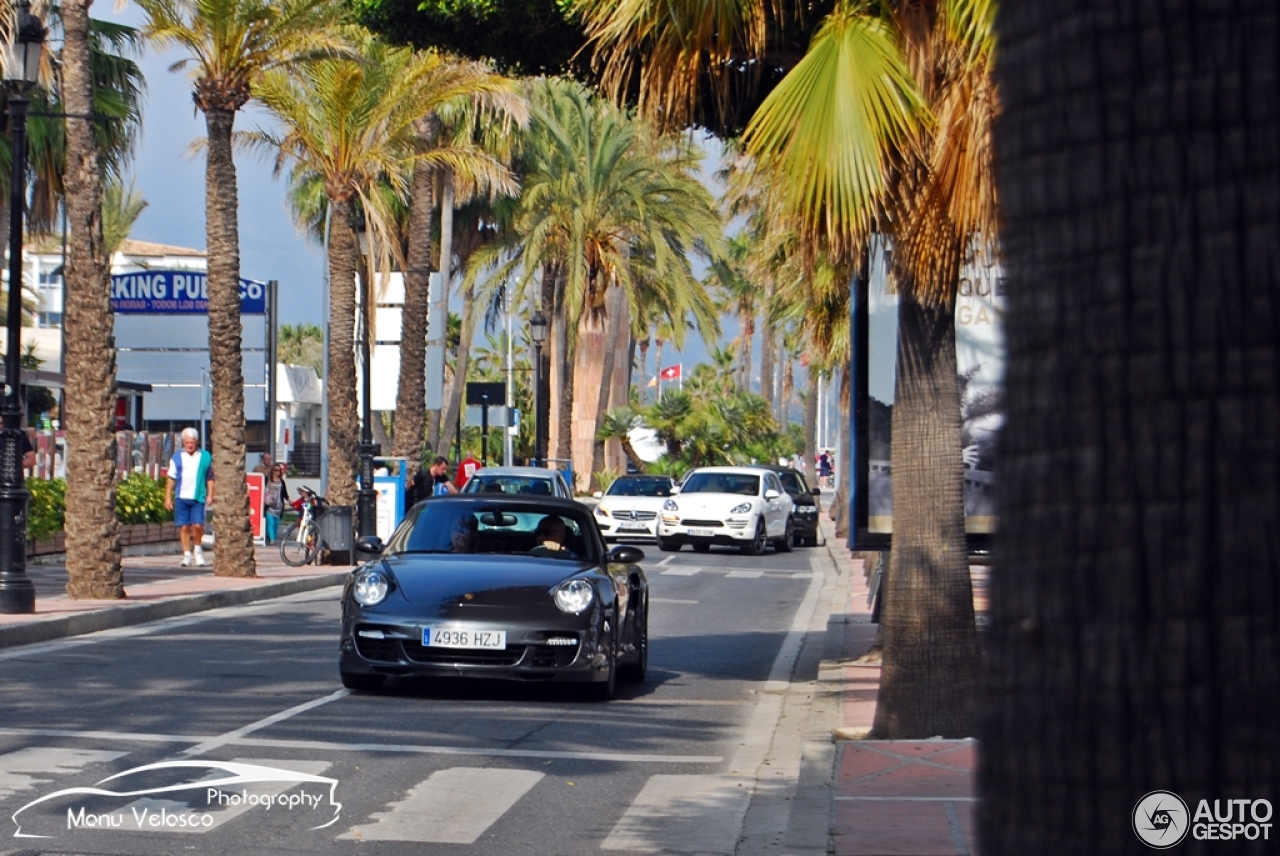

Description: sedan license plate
[422,628,507,649]
[686,528,713,537]
[619,522,649,531]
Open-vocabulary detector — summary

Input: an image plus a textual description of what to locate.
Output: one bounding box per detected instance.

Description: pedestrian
[405,468,430,509]
[429,455,457,496]
[252,452,273,475]
[818,450,833,489]
[455,452,481,491]
[164,427,215,567]
[263,463,290,545]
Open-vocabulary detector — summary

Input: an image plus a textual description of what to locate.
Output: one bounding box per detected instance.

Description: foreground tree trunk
[871,289,977,737]
[61,0,123,598]
[203,108,254,577]
[325,198,361,507]
[980,1,1280,851]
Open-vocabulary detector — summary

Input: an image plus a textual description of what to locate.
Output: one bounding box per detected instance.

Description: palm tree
[57,3,145,599]
[136,0,343,576]
[596,407,646,473]
[101,176,147,255]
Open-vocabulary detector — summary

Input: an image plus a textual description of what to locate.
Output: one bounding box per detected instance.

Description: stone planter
[26,521,178,557]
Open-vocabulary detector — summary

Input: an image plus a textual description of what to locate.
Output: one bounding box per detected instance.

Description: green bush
[115,473,173,524]
[26,477,65,542]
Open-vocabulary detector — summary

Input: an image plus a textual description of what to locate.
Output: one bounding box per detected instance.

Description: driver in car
[528,516,577,558]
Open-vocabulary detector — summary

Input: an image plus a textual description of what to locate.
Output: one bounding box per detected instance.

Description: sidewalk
[817,513,980,856]
[0,544,351,648]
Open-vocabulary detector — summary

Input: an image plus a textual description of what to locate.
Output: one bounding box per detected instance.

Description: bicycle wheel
[279,521,316,566]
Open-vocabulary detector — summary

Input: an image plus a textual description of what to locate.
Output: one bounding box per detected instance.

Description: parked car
[592,474,677,541]
[339,495,648,700]
[458,465,573,499]
[746,464,822,547]
[656,466,795,555]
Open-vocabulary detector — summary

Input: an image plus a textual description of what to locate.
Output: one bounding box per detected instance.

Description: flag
[660,364,681,380]
[647,376,657,388]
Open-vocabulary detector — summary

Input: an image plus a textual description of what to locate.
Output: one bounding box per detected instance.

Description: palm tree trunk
[325,197,360,507]
[586,285,625,489]
[426,169,455,455]
[391,127,436,478]
[438,278,473,460]
[759,321,775,408]
[871,288,977,738]
[203,108,254,577]
[61,0,123,598]
[803,370,819,474]
[554,305,574,465]
[833,359,851,540]
[981,1,1278,849]
[780,358,794,427]
[737,311,754,392]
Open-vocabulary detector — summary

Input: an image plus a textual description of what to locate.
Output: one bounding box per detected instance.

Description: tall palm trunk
[325,197,360,506]
[980,1,1278,850]
[833,358,851,540]
[736,311,754,391]
[438,277,474,460]
[780,357,794,426]
[426,169,455,454]
[203,108,254,577]
[803,371,818,472]
[871,288,977,737]
[537,265,556,462]
[61,0,123,598]
[759,321,775,408]
[392,129,436,477]
[584,283,625,490]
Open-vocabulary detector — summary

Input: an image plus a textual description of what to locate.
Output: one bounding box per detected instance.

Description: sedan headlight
[595,505,612,518]
[554,579,595,614]
[662,499,679,512]
[352,567,390,607]
[730,501,754,515]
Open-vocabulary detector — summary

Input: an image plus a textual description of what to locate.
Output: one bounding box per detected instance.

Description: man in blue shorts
[164,428,215,567]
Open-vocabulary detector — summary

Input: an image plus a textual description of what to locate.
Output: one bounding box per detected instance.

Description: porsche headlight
[662,499,679,512]
[730,501,754,515]
[352,568,390,606]
[554,579,595,614]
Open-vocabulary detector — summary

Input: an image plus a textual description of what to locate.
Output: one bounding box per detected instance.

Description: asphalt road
[0,539,838,856]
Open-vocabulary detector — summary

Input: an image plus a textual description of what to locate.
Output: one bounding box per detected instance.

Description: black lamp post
[0,2,45,615]
[530,310,548,467]
[353,215,377,538]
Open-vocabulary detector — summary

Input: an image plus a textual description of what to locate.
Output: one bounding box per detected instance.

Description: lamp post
[353,214,377,538]
[0,1,45,614]
[529,310,548,467]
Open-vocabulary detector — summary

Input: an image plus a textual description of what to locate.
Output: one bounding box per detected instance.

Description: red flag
[660,364,682,380]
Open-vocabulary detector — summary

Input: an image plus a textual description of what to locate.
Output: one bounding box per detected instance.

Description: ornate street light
[0,0,46,614]
[529,310,548,467]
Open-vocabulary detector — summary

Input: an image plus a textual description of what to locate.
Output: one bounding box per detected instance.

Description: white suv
[656,466,795,554]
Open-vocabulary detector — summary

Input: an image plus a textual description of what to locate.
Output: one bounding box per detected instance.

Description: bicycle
[279,486,329,566]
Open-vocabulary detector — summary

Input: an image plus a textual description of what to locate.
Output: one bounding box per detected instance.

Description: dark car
[339,495,648,700]
[747,464,822,546]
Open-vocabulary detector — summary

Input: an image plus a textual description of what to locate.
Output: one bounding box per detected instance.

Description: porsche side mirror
[355,535,383,556]
[608,545,646,564]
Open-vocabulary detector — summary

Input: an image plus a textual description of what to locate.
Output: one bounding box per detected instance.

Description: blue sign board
[110,270,267,314]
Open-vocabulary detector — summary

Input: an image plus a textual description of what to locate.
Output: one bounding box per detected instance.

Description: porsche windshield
[385,502,597,561]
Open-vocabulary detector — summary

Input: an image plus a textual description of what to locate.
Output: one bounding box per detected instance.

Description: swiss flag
[660,364,681,380]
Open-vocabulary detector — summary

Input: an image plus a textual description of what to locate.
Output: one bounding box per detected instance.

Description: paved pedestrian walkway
[0,515,981,855]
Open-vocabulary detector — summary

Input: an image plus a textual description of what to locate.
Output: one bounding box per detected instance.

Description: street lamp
[529,310,548,467]
[0,0,45,614]
[353,213,377,539]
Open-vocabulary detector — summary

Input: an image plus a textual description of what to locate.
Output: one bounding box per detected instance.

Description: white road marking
[602,774,752,852]
[655,556,675,567]
[0,729,720,764]
[0,747,127,800]
[661,566,702,576]
[725,570,764,579]
[178,690,349,757]
[340,767,543,843]
[650,597,699,605]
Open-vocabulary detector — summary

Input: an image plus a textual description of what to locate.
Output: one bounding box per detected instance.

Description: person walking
[253,452,273,475]
[263,463,290,545]
[164,427,215,567]
[429,456,457,496]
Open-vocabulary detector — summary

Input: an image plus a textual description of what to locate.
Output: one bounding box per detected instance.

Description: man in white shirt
[164,428,215,567]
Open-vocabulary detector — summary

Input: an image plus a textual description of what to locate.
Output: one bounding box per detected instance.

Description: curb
[0,572,349,650]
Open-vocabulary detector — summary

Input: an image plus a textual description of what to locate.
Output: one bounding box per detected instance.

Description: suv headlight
[662,499,679,512]
[352,568,390,606]
[554,579,594,614]
[730,501,754,515]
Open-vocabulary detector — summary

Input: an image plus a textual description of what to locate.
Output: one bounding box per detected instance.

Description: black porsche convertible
[338,495,649,700]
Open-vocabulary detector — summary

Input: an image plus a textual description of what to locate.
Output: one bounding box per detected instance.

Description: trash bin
[319,505,354,565]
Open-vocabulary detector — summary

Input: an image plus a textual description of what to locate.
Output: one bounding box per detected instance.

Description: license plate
[422,628,507,649]
[686,528,713,537]
[619,522,649,531]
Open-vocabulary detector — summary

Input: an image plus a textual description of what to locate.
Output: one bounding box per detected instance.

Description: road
[0,541,842,855]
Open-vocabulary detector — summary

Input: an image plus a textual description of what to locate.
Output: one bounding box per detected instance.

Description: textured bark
[583,283,625,490]
[537,266,556,462]
[391,131,436,478]
[61,0,123,598]
[325,199,360,506]
[981,1,1280,852]
[203,108,254,577]
[426,169,455,455]
[803,370,819,476]
[871,289,977,737]
[554,302,574,464]
[780,358,793,427]
[736,311,754,392]
[834,359,851,540]
[438,277,473,461]
[759,321,775,408]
